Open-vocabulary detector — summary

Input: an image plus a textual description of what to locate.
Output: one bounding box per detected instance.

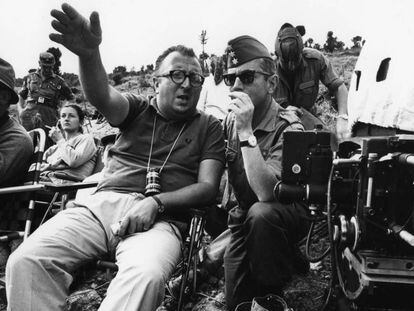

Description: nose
[230,77,243,92]
[180,76,191,89]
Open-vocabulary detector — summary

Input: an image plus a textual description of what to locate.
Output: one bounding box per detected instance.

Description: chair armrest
[0,184,45,195]
[51,171,83,182]
[42,181,99,193]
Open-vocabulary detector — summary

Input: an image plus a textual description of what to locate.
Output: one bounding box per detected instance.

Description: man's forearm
[79,49,110,110]
[335,83,348,115]
[156,182,219,213]
[241,146,277,201]
[78,49,128,125]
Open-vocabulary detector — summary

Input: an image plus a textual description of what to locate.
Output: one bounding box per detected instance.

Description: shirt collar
[254,99,281,133]
[150,97,200,121]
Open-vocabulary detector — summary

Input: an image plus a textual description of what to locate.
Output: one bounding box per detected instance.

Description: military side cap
[39,52,55,66]
[0,58,18,105]
[225,35,272,70]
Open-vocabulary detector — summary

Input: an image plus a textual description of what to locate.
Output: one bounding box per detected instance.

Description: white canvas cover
[348,19,414,132]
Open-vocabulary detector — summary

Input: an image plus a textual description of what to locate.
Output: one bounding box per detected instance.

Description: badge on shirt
[38,97,45,103]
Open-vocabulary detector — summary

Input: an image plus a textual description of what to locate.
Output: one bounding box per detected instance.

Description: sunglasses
[223,70,271,86]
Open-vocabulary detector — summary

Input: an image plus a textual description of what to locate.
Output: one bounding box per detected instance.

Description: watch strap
[152,195,165,213]
[240,140,250,147]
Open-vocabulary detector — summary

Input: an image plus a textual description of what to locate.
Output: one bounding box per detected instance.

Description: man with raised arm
[6,3,225,311]
[221,35,310,310]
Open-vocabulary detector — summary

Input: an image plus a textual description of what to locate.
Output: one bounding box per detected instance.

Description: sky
[1,0,413,78]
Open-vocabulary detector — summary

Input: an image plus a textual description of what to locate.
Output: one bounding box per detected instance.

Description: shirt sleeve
[200,116,225,164]
[0,123,33,185]
[320,54,344,91]
[57,134,97,168]
[266,123,304,179]
[116,93,149,130]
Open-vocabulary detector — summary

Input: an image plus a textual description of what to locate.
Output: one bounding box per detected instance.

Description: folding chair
[0,128,47,242]
[176,208,206,311]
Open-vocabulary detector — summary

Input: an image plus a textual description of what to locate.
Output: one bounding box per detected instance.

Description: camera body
[275,131,414,308]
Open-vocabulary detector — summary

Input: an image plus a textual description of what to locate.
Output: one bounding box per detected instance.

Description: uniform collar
[254,99,281,133]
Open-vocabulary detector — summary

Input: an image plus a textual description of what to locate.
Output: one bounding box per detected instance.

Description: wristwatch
[240,135,258,148]
[152,195,165,214]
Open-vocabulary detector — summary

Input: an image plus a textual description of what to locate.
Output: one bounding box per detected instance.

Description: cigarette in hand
[45,125,52,129]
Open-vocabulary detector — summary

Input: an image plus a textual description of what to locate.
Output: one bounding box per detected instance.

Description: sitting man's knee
[6,248,33,273]
[246,202,281,226]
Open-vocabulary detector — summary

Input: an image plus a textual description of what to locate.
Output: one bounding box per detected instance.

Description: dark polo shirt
[273,48,343,111]
[97,94,225,195]
[224,100,303,210]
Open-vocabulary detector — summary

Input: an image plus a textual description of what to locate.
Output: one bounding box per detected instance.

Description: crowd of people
[0,2,412,311]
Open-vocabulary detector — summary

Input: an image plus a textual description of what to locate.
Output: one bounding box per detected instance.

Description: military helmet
[39,52,55,66]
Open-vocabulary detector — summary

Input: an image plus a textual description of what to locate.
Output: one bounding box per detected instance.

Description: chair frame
[0,128,46,241]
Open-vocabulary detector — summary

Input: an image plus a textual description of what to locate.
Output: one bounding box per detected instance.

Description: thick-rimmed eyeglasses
[157,70,205,88]
[223,70,271,86]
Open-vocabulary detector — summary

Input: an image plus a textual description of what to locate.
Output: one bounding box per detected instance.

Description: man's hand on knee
[116,197,159,237]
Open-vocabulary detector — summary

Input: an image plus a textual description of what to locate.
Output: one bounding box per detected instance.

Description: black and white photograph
[1,0,414,310]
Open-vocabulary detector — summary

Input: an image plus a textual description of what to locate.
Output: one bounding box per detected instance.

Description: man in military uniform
[273,23,349,140]
[18,52,74,131]
[222,35,310,310]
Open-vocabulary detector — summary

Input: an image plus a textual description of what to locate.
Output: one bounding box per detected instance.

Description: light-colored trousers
[6,191,182,311]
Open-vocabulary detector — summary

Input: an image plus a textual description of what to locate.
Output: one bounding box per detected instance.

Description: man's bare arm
[117,159,224,235]
[335,83,350,140]
[157,159,224,210]
[50,3,128,125]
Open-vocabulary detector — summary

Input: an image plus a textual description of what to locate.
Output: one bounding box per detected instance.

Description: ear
[296,25,306,36]
[152,76,160,91]
[267,74,278,94]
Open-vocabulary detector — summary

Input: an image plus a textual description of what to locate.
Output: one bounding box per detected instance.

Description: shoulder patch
[279,109,302,125]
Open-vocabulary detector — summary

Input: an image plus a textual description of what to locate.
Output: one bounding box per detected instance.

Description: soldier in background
[18,52,74,131]
[273,23,349,140]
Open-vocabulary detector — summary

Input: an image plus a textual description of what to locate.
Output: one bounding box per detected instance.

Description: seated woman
[40,104,97,182]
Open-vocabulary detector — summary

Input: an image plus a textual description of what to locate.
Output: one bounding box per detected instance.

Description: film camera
[274,130,414,310]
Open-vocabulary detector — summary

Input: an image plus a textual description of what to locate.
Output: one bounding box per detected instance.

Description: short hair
[60,104,85,132]
[154,45,200,74]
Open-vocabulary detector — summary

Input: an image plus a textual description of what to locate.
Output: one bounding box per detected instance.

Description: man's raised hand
[49,3,102,58]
